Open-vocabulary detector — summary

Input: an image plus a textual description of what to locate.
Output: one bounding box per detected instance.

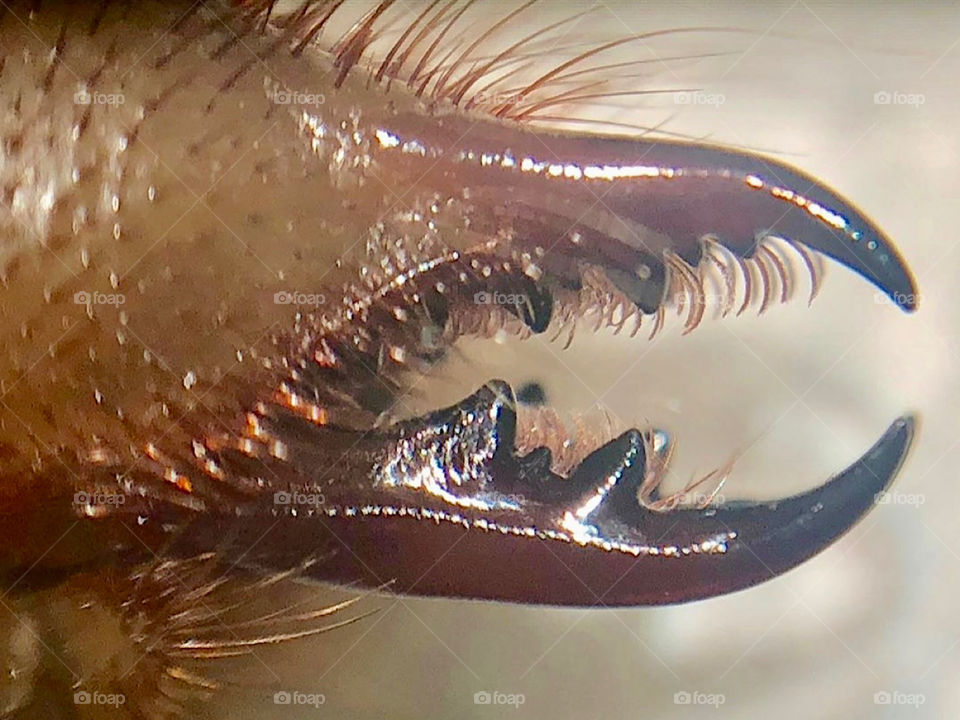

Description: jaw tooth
[566,430,646,524]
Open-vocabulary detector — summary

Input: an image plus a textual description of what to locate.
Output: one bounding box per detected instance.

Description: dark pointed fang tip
[595,414,917,606]
[750,165,920,314]
[822,223,918,314]
[710,414,915,576]
[757,162,920,314]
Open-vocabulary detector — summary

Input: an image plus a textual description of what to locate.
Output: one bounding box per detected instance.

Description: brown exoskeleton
[0,1,916,717]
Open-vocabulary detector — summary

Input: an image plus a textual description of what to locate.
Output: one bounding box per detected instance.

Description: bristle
[511,404,735,509]
[636,431,737,513]
[445,299,530,342]
[577,265,642,336]
[117,554,374,718]
[753,243,775,314]
[514,404,622,477]
[703,237,737,317]
[331,235,827,382]
[787,235,825,305]
[759,242,793,304]
[657,236,826,331]
[233,0,741,132]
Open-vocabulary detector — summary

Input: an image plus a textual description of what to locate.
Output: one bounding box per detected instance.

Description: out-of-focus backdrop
[221,2,957,718]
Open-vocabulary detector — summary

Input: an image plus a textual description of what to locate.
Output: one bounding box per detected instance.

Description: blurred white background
[220,2,959,718]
